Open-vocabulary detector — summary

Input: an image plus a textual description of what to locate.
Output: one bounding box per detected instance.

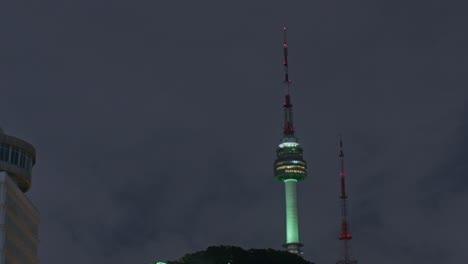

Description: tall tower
[273,27,308,255]
[337,138,357,264]
[0,128,40,264]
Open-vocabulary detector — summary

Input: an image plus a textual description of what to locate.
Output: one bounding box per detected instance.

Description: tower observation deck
[273,27,307,255]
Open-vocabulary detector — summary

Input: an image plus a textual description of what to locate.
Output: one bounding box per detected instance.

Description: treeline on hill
[166,245,314,264]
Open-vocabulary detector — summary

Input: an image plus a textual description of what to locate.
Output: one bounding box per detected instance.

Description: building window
[10,147,19,166]
[0,144,4,161]
[25,155,29,169]
[0,144,11,162]
[19,151,26,168]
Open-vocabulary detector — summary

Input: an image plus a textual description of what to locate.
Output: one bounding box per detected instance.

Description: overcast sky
[1,1,467,264]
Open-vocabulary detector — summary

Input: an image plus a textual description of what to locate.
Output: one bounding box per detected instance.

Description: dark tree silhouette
[165,246,314,264]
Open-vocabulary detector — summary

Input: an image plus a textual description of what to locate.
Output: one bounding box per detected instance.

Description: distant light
[279,142,299,148]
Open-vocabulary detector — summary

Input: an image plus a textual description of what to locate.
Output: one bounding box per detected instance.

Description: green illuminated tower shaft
[285,179,299,243]
[273,27,307,255]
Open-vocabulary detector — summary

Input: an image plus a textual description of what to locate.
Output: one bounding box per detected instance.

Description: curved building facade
[0,129,39,264]
[0,131,36,193]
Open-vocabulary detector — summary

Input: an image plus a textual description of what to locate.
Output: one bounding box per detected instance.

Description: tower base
[283,242,303,255]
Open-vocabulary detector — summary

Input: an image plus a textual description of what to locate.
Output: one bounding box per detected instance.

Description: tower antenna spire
[283,26,291,90]
[337,137,357,264]
[282,26,294,136]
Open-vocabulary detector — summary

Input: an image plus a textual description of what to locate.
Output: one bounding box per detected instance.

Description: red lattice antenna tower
[282,26,295,136]
[337,137,357,264]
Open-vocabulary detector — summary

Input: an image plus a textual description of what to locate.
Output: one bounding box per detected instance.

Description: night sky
[1,1,467,264]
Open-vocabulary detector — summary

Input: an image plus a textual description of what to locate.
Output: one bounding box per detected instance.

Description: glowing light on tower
[273,27,307,255]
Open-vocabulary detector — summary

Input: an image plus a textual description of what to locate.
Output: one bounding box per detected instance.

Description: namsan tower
[273,27,308,255]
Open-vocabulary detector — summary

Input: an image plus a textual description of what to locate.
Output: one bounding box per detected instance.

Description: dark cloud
[1,1,467,264]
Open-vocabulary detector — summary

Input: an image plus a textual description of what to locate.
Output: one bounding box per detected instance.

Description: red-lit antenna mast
[282,26,294,136]
[337,137,357,264]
